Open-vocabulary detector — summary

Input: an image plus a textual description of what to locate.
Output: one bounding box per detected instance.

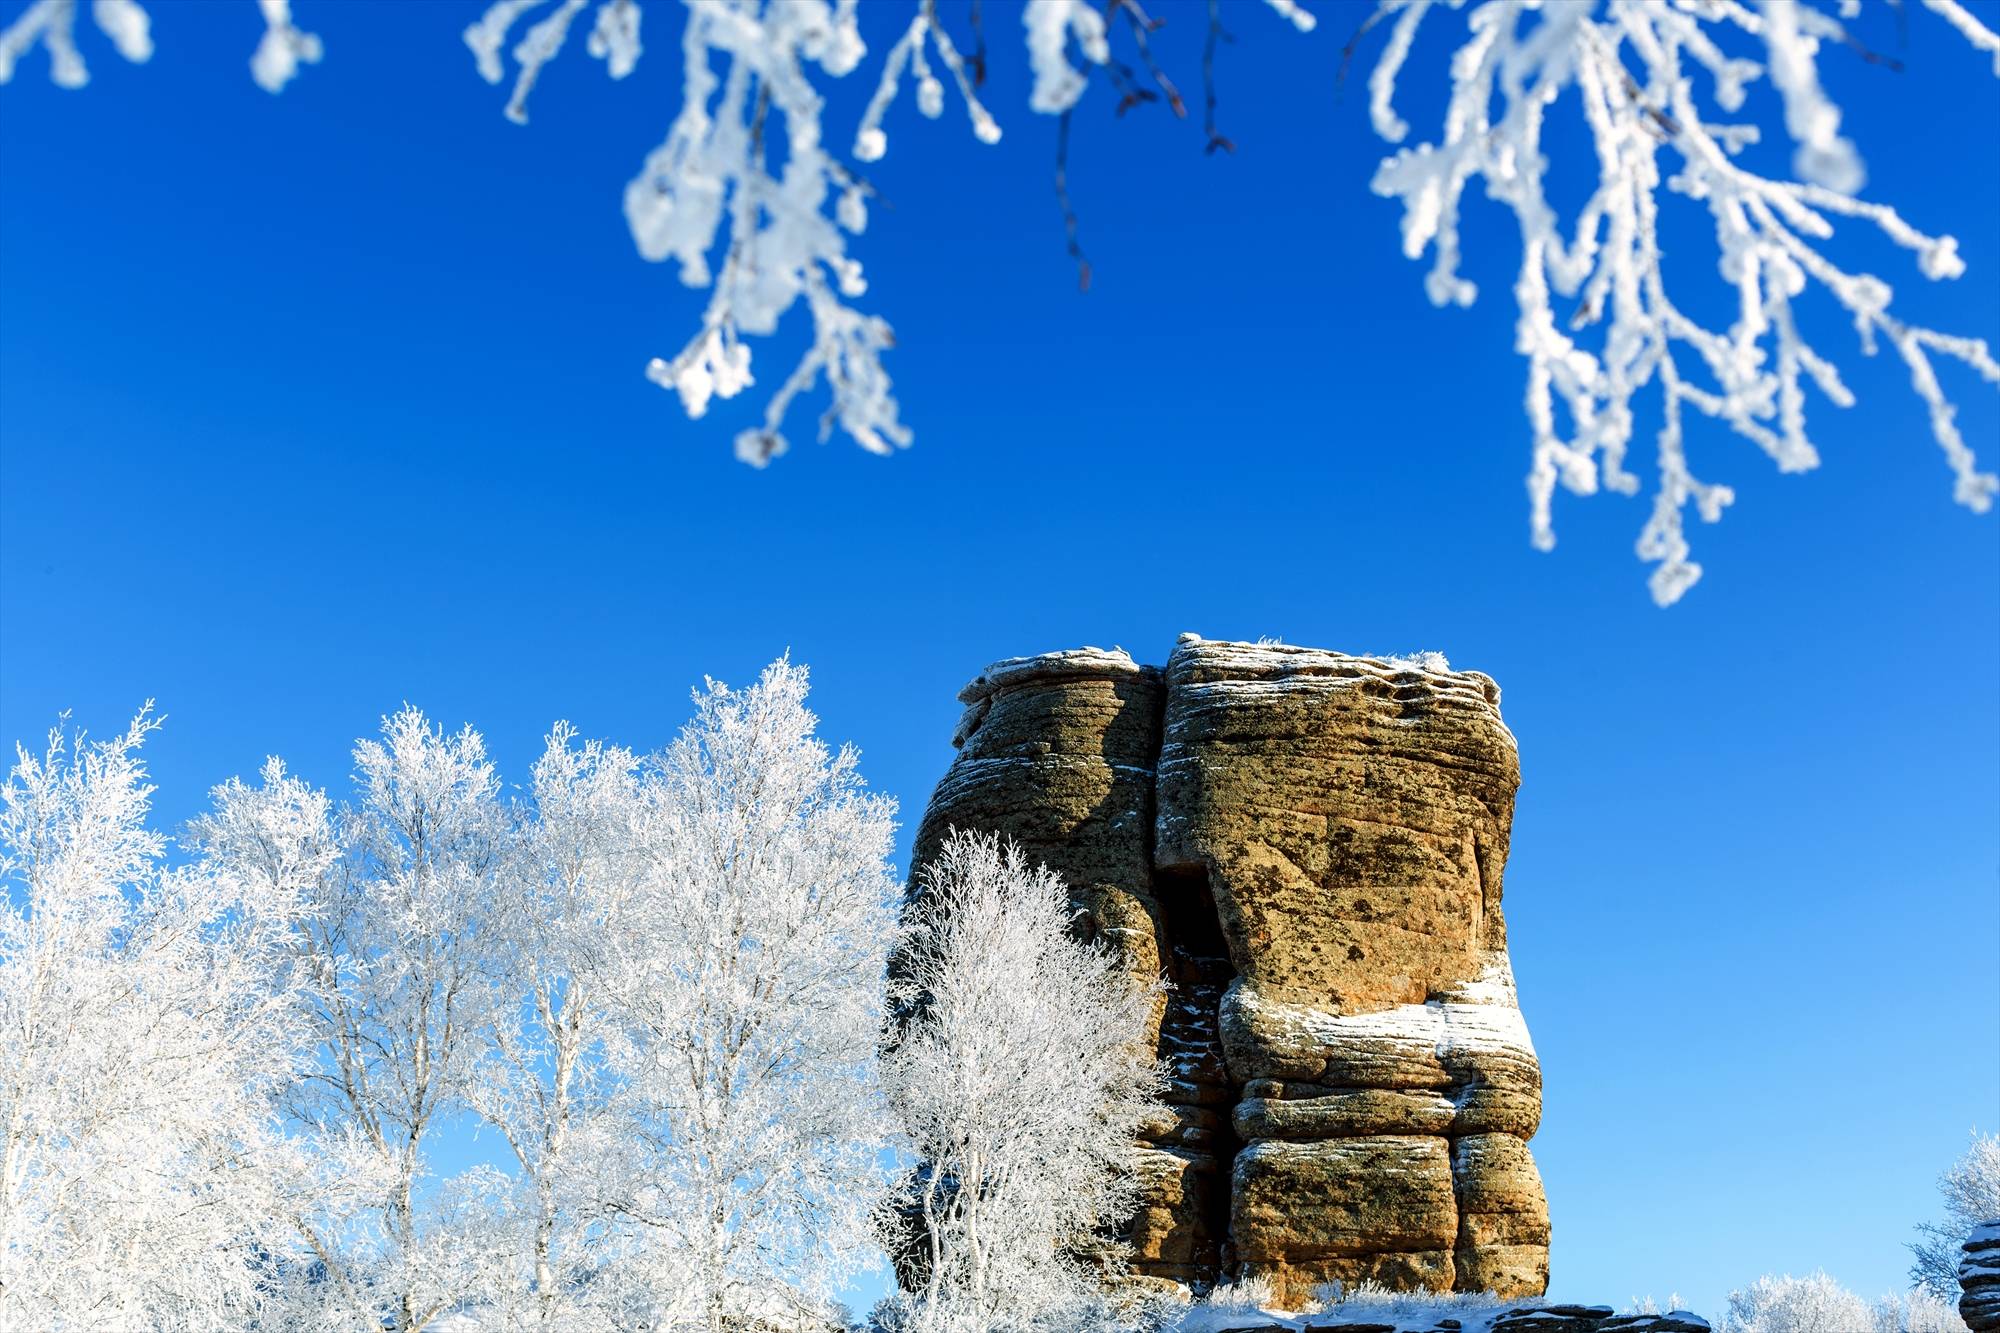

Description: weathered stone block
[1234,1136,1458,1259]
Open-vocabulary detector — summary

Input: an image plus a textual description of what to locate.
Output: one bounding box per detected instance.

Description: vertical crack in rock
[907,637,1550,1304]
[1142,863,1239,1286]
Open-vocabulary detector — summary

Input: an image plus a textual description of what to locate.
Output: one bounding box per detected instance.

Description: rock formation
[908,636,1550,1302]
[1964,1221,2000,1333]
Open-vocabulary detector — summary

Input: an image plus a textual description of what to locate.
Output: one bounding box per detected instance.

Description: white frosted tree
[879,828,1164,1333]
[595,658,902,1333]
[211,707,517,1331]
[1,667,906,1328]
[1911,1131,2000,1299]
[0,711,315,1329]
[466,722,656,1330]
[1720,1270,1972,1333]
[3,0,1997,601]
[462,720,696,1320]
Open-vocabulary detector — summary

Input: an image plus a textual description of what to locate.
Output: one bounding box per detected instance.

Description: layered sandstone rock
[1963,1220,2000,1333]
[908,636,1550,1301]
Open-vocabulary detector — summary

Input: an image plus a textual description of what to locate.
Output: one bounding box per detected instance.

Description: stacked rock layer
[1964,1221,2000,1333]
[909,637,1550,1302]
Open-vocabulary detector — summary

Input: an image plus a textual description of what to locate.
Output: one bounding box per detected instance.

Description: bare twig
[1110,0,1186,117]
[1105,57,1158,116]
[1836,28,1905,71]
[1203,0,1235,153]
[1055,111,1090,292]
[1336,4,1390,94]
[967,0,987,87]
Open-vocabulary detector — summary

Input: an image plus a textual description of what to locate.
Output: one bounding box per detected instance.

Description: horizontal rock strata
[1965,1220,2000,1333]
[909,636,1550,1301]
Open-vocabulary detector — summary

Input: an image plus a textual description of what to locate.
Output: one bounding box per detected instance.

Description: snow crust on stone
[1230,953,1538,1071]
[951,646,1151,746]
[1153,1285,1711,1333]
[957,646,1146,703]
[1162,637,1506,713]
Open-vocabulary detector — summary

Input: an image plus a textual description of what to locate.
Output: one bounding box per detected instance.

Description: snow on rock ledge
[1183,1301,1710,1333]
[1964,1219,2000,1332]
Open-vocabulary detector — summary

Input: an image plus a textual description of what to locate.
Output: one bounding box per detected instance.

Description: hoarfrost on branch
[4,0,1999,601]
[0,0,317,91]
[1364,0,2000,602]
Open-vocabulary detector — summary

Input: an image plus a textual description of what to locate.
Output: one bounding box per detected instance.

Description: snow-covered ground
[1150,1280,1709,1333]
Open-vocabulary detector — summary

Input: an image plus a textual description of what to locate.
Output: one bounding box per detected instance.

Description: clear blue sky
[2,0,1995,1318]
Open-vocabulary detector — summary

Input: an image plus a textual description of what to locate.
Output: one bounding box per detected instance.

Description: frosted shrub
[1151,1276,1299,1333]
[1321,1282,1508,1326]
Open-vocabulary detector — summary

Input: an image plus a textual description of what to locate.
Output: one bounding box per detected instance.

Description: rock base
[1217,1305,1710,1333]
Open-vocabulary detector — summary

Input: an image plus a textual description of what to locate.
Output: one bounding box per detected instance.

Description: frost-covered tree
[6,0,1996,603]
[207,708,517,1331]
[1911,1131,2000,1299]
[1,667,904,1329]
[880,828,1163,1333]
[1721,1272,1883,1333]
[0,711,313,1329]
[598,659,901,1333]
[1720,1271,1971,1333]
[464,723,653,1330]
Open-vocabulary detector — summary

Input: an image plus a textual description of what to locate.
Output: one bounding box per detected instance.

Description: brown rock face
[909,637,1550,1301]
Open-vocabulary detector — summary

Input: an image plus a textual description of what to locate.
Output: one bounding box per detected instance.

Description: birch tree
[598,658,902,1333]
[467,723,655,1330]
[0,711,313,1330]
[880,828,1164,1333]
[212,707,517,1331]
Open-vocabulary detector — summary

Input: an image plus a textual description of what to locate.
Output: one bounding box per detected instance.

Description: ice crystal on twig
[1364,0,2000,603]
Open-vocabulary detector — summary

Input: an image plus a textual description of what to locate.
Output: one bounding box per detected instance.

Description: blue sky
[1,0,1995,1318]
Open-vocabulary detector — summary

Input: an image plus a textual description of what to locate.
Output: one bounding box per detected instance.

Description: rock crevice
[910,636,1550,1302]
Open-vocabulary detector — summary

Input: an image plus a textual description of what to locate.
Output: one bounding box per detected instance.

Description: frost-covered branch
[1365,0,2000,603]
[6,0,1999,602]
[462,0,1317,472]
[0,0,316,91]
